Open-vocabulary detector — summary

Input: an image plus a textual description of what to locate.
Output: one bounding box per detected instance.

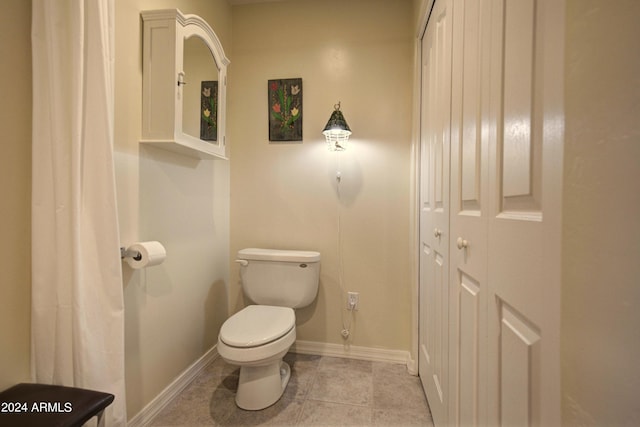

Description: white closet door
[418,0,453,425]
[486,0,563,425]
[447,0,491,425]
[419,0,563,426]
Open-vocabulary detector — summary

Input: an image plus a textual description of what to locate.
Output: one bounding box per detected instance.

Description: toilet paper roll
[126,241,166,269]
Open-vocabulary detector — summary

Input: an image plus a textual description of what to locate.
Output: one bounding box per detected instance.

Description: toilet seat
[219,305,295,348]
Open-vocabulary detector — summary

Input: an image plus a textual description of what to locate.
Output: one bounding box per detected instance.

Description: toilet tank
[237,248,320,309]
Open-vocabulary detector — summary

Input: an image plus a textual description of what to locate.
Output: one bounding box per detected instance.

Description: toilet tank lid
[238,248,321,263]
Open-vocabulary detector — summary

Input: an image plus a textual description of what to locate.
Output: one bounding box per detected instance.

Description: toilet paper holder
[120,247,142,261]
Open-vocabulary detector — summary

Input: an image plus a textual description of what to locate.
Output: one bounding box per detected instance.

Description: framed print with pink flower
[200,81,218,141]
[268,78,302,141]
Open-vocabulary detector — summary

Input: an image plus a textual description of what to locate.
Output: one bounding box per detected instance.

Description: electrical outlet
[347,292,359,311]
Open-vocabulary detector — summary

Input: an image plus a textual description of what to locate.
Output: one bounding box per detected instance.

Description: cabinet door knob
[177,71,187,86]
[434,228,442,238]
[456,237,469,250]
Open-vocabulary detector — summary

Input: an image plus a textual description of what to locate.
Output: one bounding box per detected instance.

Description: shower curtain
[31,0,126,425]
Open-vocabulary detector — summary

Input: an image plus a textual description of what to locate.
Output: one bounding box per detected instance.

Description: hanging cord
[336,153,354,341]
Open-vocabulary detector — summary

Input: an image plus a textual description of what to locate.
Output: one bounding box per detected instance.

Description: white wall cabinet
[418,1,564,426]
[141,9,229,159]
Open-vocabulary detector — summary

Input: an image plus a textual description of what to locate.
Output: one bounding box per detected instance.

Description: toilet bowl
[217,305,296,410]
[216,248,320,410]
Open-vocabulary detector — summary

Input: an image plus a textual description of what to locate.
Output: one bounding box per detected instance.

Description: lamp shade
[322,103,352,151]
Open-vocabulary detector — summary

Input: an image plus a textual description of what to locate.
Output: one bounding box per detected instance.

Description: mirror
[182,36,219,143]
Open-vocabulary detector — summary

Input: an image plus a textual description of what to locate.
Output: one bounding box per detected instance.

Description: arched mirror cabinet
[141,9,229,159]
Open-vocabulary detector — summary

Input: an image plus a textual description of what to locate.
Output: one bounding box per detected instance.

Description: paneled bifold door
[418,1,563,426]
[418,0,452,424]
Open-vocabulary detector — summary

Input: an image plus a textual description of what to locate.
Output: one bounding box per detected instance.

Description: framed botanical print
[200,81,218,141]
[268,78,302,141]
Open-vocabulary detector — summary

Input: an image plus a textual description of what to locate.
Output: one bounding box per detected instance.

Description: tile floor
[150,353,434,426]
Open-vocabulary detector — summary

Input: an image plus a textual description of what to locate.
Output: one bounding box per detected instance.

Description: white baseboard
[291,340,416,374]
[406,358,418,375]
[127,345,219,427]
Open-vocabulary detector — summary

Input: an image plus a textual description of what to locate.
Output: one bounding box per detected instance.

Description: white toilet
[217,248,320,410]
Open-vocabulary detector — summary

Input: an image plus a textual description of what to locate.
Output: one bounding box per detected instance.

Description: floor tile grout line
[294,356,320,424]
[294,397,309,425]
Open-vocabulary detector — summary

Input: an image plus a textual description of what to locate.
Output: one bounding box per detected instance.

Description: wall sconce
[322,102,352,151]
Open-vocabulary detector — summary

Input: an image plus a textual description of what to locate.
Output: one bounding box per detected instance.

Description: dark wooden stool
[0,383,114,427]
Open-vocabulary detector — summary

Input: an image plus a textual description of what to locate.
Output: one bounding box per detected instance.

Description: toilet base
[236,360,291,410]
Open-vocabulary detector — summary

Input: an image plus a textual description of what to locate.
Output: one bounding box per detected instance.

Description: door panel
[420,243,432,367]
[460,0,483,212]
[501,0,535,199]
[457,271,481,426]
[498,300,542,427]
[487,0,563,425]
[448,0,490,425]
[499,0,542,215]
[419,0,453,425]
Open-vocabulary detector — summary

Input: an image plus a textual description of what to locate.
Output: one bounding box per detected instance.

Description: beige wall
[229,0,414,351]
[0,0,32,390]
[7,0,639,423]
[562,0,640,424]
[114,0,232,418]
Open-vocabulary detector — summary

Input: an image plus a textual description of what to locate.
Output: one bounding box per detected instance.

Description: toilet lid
[220,305,295,348]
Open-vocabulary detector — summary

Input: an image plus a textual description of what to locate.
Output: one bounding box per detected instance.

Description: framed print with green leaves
[200,80,218,141]
[268,78,302,141]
